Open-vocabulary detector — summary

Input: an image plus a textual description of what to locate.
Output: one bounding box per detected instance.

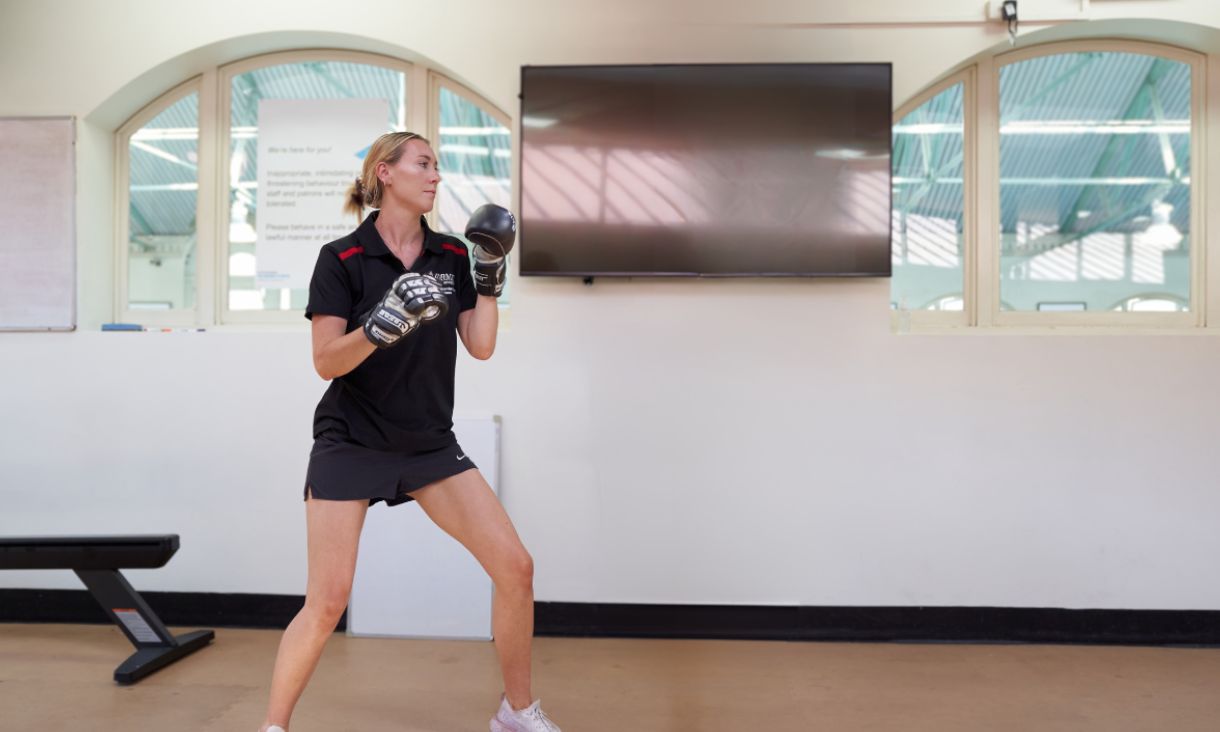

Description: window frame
[114,50,513,328]
[890,67,975,332]
[986,39,1205,330]
[428,71,515,318]
[113,75,207,327]
[896,39,1209,334]
[215,50,414,326]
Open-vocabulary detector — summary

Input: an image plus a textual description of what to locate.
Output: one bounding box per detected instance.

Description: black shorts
[304,435,478,506]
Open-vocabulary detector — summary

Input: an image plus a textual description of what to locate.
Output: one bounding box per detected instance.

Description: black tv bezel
[516,62,894,279]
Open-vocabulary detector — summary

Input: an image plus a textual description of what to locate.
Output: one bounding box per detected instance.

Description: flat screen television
[518,63,893,278]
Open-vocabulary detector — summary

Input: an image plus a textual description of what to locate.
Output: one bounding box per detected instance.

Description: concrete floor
[1,623,1218,731]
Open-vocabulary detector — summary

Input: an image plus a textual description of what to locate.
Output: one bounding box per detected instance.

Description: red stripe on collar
[442,243,468,257]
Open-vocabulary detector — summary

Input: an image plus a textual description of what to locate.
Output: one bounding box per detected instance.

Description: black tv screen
[519,63,893,278]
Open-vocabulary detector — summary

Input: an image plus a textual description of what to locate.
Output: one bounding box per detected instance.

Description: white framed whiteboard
[0,117,75,331]
[348,416,501,641]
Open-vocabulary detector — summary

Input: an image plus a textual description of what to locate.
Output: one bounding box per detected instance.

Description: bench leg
[113,629,215,684]
[74,569,215,684]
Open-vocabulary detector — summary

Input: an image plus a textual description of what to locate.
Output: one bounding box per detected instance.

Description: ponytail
[344,177,366,219]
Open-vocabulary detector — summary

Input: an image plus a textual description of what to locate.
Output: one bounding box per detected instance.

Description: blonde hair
[344,131,433,218]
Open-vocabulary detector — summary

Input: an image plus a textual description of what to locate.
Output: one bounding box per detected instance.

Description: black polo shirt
[306,211,478,453]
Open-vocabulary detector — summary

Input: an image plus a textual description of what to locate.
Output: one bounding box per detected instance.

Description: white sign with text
[255,99,388,289]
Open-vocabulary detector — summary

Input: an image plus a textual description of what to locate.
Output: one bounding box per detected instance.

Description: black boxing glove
[391,272,449,322]
[362,289,419,349]
[361,273,448,349]
[464,204,517,298]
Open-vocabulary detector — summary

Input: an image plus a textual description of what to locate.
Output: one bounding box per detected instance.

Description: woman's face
[378,138,441,214]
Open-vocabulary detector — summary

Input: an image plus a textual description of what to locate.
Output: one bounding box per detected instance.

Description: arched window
[995,43,1197,326]
[220,53,410,320]
[893,39,1203,332]
[116,79,201,325]
[892,71,970,328]
[431,74,513,302]
[116,51,513,326]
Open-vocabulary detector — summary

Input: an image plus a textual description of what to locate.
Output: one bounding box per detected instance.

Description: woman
[259,131,561,732]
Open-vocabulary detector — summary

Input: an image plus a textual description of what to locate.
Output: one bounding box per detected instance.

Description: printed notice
[256,99,389,289]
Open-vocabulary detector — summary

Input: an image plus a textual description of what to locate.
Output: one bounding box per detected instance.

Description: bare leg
[411,469,536,710]
[260,489,369,731]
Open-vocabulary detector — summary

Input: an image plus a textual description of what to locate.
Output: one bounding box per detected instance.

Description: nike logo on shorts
[456,453,467,461]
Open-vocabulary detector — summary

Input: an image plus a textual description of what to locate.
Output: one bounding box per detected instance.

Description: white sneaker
[490,693,562,731]
[263,726,285,732]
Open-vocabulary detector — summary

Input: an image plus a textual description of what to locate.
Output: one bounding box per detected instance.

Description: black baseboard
[2,590,1217,646]
[534,602,1220,646]
[0,589,343,631]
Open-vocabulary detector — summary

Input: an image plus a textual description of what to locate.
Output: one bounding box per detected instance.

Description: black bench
[0,535,214,683]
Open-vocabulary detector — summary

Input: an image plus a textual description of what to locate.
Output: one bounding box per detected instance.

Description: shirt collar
[355,210,446,256]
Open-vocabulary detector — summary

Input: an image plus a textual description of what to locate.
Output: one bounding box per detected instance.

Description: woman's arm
[457,295,498,360]
[312,314,377,380]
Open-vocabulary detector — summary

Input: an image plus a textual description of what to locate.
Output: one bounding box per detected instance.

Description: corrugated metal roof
[129,93,199,238]
[895,49,1193,272]
[996,52,1191,239]
[893,81,964,225]
[435,86,511,231]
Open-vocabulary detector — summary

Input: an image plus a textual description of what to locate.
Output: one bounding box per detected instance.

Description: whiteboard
[0,117,75,331]
[348,416,500,640]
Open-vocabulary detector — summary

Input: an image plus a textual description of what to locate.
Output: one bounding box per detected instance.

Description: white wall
[3,0,1220,609]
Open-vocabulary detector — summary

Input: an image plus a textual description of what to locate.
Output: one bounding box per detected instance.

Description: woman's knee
[494,548,534,590]
[303,591,350,625]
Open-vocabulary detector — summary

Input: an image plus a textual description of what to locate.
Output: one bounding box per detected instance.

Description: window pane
[435,86,512,303]
[999,52,1191,312]
[1113,295,1186,312]
[228,61,406,312]
[128,92,198,311]
[891,83,965,312]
